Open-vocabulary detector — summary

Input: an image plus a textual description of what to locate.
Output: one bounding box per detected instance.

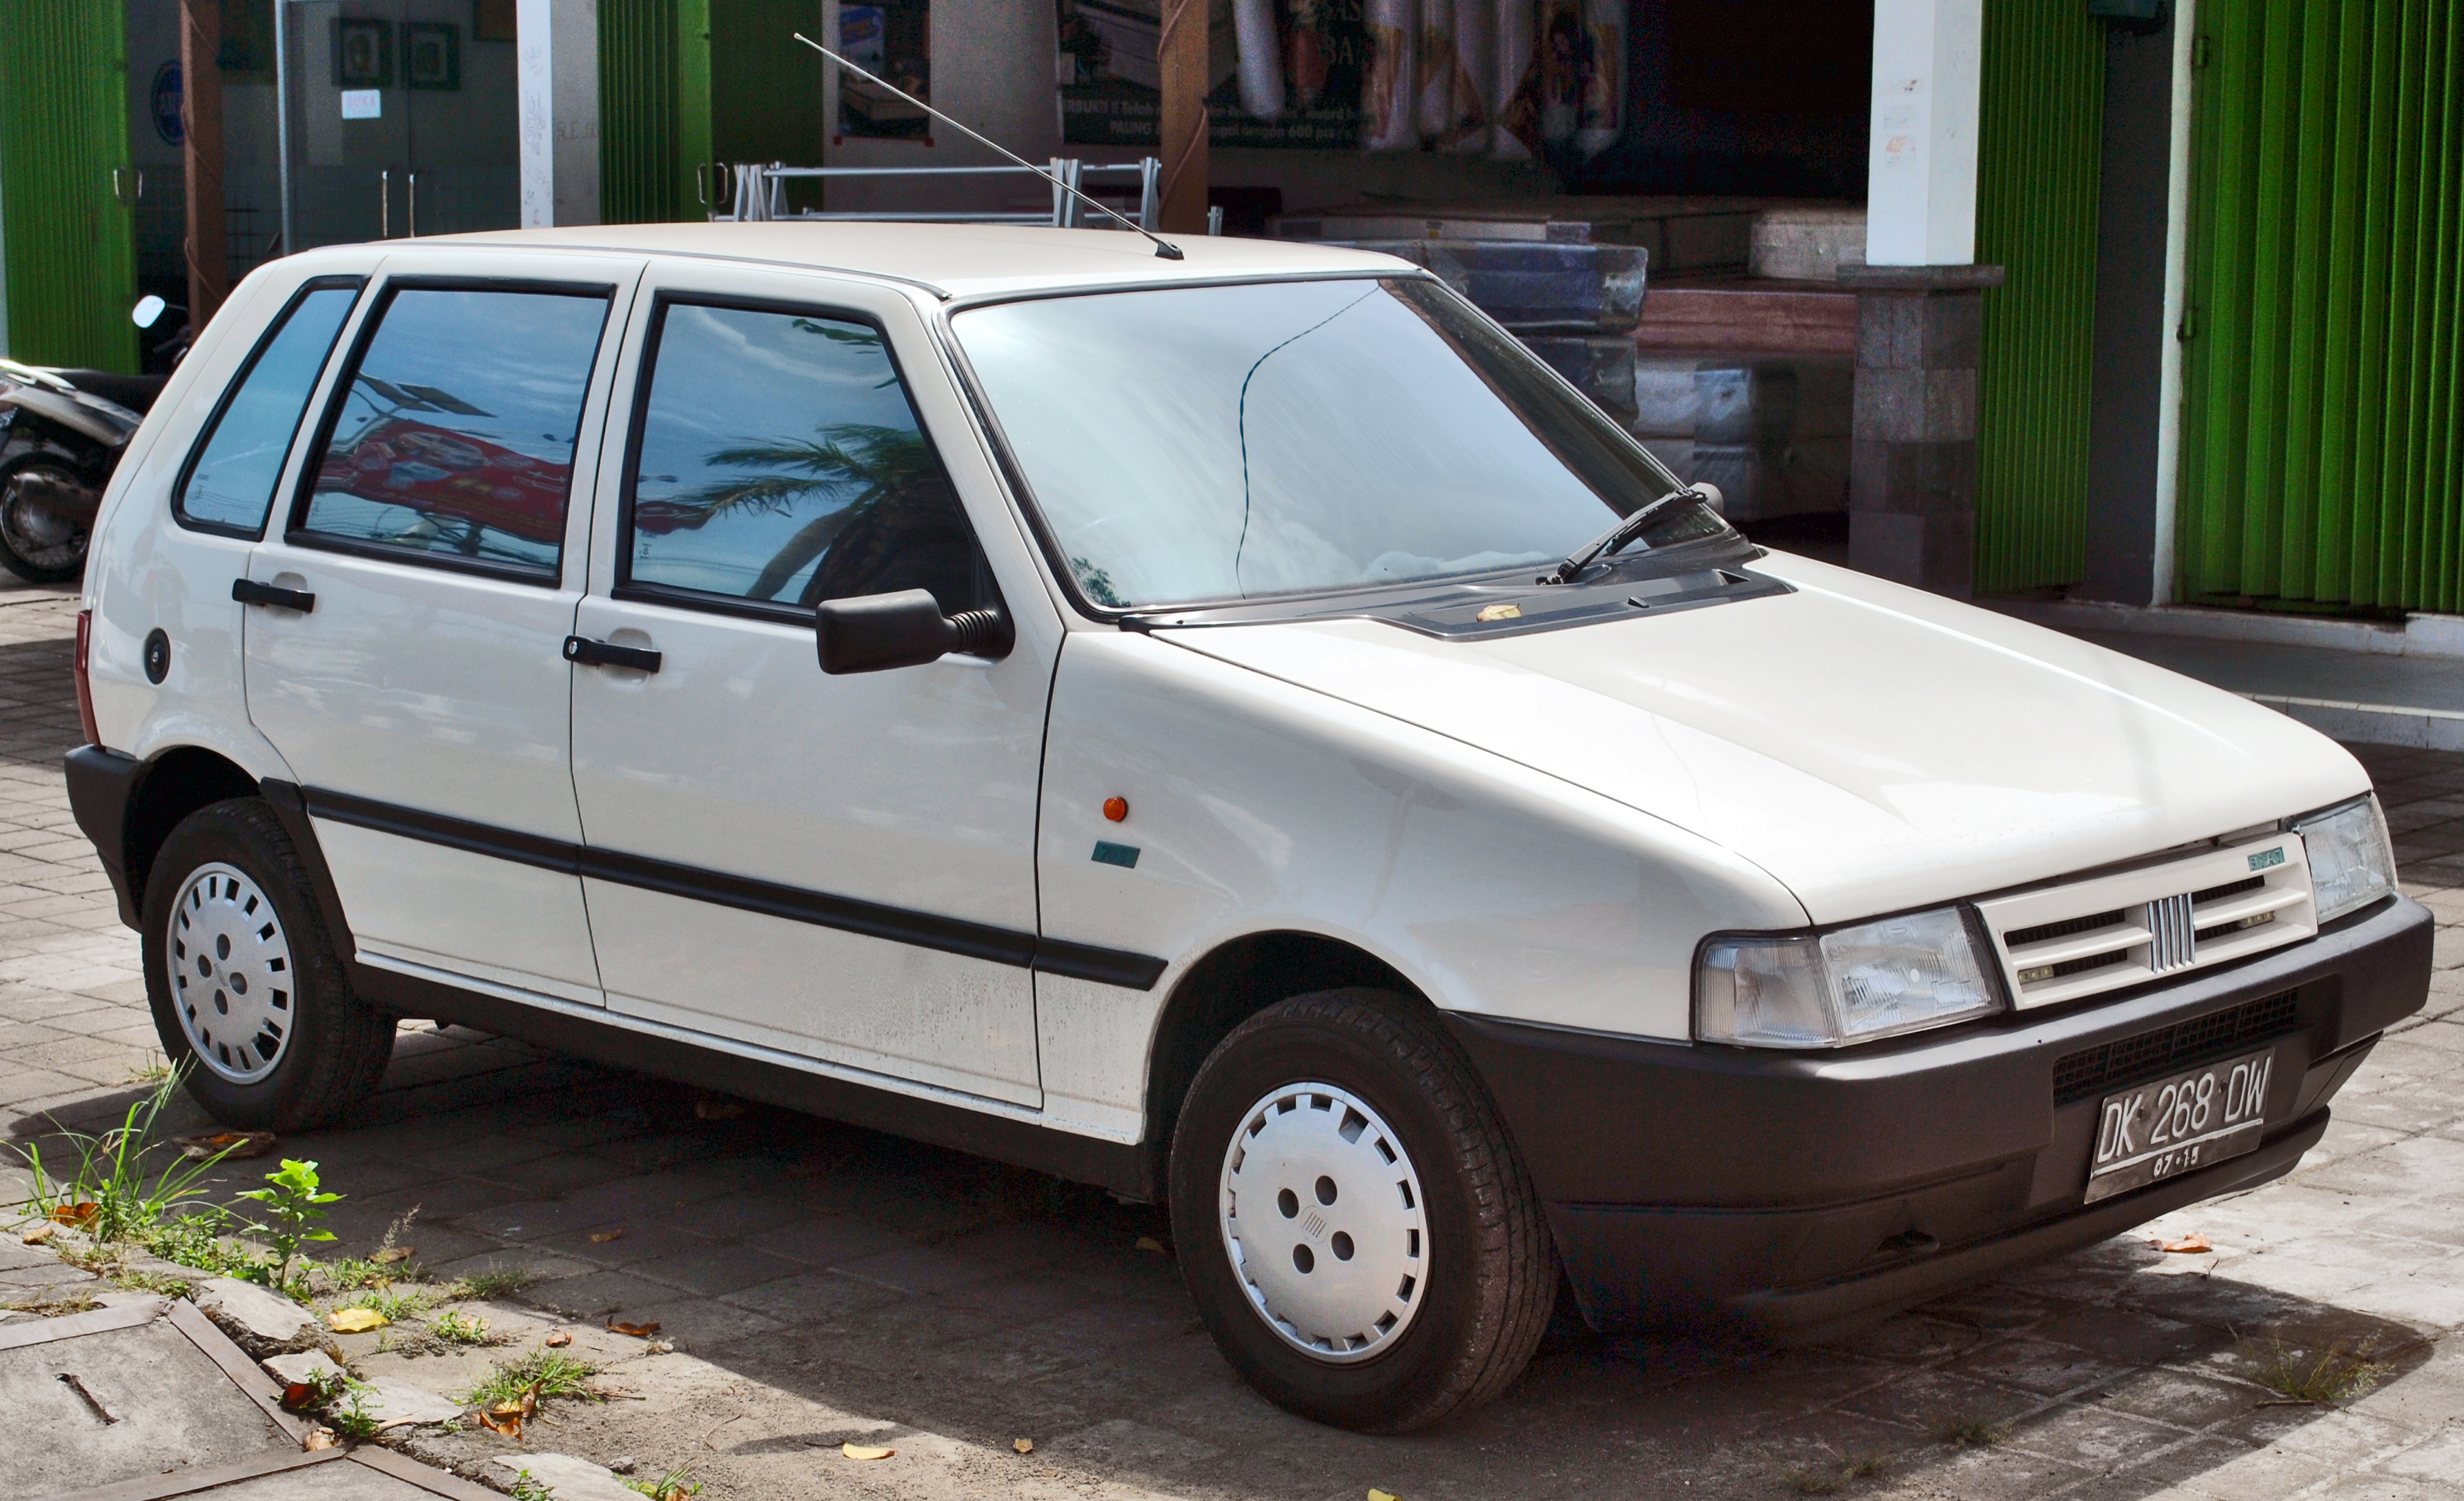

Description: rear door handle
[564,636,662,674]
[232,578,315,612]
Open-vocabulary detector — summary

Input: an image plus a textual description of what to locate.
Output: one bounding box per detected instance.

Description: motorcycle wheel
[0,457,90,583]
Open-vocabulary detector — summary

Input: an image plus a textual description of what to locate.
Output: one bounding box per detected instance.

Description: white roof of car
[448,222,1415,300]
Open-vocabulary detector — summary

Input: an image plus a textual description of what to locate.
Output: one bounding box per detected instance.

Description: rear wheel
[142,798,395,1130]
[0,456,89,582]
[1168,988,1555,1433]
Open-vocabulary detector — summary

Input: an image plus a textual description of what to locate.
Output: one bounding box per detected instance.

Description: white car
[68,226,2429,1433]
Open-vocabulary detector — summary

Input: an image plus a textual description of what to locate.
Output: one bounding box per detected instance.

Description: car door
[567,265,1051,1106]
[242,248,643,1006]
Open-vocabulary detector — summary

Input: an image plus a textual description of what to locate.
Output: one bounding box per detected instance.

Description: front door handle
[233,578,315,612]
[564,636,661,674]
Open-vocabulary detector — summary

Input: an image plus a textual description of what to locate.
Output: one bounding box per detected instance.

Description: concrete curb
[2251,694,2464,752]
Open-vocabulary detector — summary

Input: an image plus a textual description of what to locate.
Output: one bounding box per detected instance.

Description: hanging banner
[1057,0,1368,149]
[1496,0,1617,159]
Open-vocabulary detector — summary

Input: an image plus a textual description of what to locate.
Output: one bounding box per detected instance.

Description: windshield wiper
[1544,486,1706,585]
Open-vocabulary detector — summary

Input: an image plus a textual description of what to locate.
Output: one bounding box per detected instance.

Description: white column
[518,0,600,228]
[1864,0,1983,266]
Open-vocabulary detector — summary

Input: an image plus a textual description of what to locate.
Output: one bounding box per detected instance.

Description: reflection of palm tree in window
[637,422,964,606]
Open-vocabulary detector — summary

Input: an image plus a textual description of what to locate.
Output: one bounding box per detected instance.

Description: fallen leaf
[1368,1490,1401,1501]
[842,1442,895,1461]
[19,1222,56,1244]
[544,1331,573,1348]
[328,1307,389,1332]
[1012,1438,1034,1454]
[694,1097,745,1121]
[607,1320,662,1337]
[50,1203,97,1228]
[643,1340,674,1355]
[304,1427,339,1451]
[371,1246,414,1265]
[282,1382,317,1411]
[589,1228,624,1244]
[1134,1235,1166,1255]
[2157,1233,2214,1254]
[479,1403,522,1438]
[175,1130,277,1161]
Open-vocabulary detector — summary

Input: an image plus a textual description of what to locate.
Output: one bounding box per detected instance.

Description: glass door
[281,0,519,253]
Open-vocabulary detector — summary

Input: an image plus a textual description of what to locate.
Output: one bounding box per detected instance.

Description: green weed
[233,1159,341,1293]
[430,1308,502,1347]
[451,1265,541,1300]
[322,1378,383,1441]
[11,1070,236,1244]
[1927,1415,2010,1447]
[459,1346,602,1409]
[504,1472,556,1501]
[627,1464,702,1500]
[2243,1333,2387,1404]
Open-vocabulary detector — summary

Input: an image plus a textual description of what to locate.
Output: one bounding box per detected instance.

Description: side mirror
[815,589,1012,674]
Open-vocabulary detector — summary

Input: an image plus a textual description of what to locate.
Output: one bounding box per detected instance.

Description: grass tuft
[1927,1415,2010,1448]
[451,1265,542,1300]
[459,1346,602,1409]
[2243,1333,2387,1404]
[627,1464,702,1499]
[431,1308,504,1347]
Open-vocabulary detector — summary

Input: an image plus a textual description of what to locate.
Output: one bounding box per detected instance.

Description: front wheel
[1168,989,1556,1433]
[0,456,90,582]
[142,798,395,1130]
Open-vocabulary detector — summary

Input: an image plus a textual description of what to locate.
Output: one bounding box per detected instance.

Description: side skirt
[353,961,1155,1199]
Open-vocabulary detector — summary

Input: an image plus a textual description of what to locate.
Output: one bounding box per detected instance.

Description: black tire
[1168,988,1555,1433]
[0,455,89,583]
[142,798,395,1130]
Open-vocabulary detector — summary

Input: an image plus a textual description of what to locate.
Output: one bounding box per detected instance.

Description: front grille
[2006,909,2128,949]
[2194,876,2265,905]
[2051,991,2303,1105]
[2049,951,2129,980]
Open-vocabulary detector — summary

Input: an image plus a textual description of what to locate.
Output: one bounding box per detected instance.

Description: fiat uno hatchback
[67,225,2429,1432]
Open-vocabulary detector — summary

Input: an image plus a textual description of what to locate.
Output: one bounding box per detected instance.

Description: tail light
[74,608,99,747]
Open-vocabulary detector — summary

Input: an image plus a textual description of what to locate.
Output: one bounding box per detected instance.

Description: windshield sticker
[1092,841,1141,870]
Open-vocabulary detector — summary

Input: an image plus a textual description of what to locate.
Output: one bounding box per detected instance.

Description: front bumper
[1446,893,2432,1342]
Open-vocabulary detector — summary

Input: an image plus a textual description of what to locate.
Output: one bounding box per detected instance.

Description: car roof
[437,222,1415,300]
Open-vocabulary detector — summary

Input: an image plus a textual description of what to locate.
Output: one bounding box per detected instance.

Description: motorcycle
[0,297,178,582]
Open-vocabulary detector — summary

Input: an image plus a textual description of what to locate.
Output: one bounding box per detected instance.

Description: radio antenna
[791,33,1185,261]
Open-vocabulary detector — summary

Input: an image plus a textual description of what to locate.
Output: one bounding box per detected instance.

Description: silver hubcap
[169,863,295,1084]
[1219,1082,1429,1363]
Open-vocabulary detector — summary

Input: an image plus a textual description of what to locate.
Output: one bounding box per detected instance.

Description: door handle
[232,578,315,612]
[564,636,661,673]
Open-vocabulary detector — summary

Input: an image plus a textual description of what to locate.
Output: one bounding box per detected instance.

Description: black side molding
[291,783,1167,989]
[64,745,146,928]
[232,578,315,612]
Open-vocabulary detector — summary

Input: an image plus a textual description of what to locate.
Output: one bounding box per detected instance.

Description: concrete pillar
[518,0,600,228]
[1842,264,2003,598]
[2078,11,2178,605]
[180,0,229,328]
[1865,0,1983,266]
[1849,0,1995,596]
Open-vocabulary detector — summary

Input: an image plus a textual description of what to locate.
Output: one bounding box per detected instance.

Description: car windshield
[951,277,1728,611]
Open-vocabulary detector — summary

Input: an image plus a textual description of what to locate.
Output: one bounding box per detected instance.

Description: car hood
[1152,552,2369,924]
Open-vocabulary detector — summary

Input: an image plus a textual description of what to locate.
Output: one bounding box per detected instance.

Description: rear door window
[620,300,995,616]
[295,284,611,579]
[175,281,361,536]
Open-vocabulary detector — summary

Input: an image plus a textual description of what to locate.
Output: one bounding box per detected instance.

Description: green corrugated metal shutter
[2180,0,2463,612]
[1973,0,2107,594]
[600,0,713,224]
[0,1,137,371]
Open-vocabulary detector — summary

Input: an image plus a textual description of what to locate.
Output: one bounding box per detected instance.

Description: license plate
[2084,1048,2275,1204]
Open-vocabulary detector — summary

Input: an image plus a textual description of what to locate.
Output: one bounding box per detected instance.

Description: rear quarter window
[174,281,362,536]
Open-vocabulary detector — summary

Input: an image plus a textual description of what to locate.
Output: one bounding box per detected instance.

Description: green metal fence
[0,2,137,371]
[2179,0,2463,611]
[1973,0,2107,594]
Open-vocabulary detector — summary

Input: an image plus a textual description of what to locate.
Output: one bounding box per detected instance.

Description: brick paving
[2,586,2462,1499]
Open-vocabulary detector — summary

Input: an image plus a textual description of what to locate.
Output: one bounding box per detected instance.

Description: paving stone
[195,1277,335,1357]
[489,1453,641,1501]
[261,1350,346,1386]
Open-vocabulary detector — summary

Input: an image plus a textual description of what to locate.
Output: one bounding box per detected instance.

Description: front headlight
[2294,795,2396,921]
[1695,905,2002,1048]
